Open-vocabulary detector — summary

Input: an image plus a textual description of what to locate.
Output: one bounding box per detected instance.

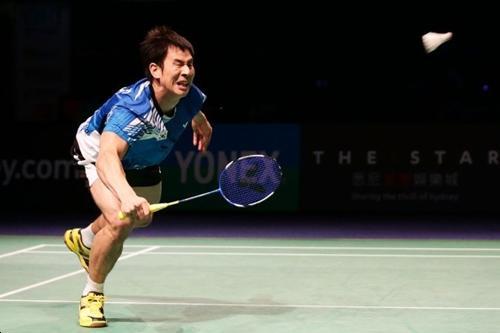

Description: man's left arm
[191,111,212,152]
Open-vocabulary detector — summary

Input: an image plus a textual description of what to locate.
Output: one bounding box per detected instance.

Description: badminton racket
[118,154,282,219]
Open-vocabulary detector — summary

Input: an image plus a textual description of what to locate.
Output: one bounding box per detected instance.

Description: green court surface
[1,235,500,332]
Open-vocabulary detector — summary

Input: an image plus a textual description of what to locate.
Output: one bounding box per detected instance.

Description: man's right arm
[96,131,150,219]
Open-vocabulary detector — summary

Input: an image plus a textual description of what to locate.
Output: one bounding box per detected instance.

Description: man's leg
[76,179,124,328]
[86,181,162,239]
[77,178,137,328]
[65,181,161,273]
[131,183,162,228]
[68,178,160,327]
[88,181,162,281]
[82,215,107,245]
[64,215,107,273]
[87,178,136,284]
[76,180,161,327]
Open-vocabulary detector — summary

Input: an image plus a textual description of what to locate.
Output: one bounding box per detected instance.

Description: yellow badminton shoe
[79,291,107,327]
[64,228,91,272]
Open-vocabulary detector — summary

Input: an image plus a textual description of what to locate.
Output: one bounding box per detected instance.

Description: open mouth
[176,81,190,90]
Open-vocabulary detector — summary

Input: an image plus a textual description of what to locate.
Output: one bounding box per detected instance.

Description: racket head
[218,154,282,207]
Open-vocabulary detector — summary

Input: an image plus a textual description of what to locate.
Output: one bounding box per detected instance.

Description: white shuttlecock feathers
[422,32,453,53]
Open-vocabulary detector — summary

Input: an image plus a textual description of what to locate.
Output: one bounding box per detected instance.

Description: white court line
[0,244,46,259]
[0,269,86,299]
[0,298,499,311]
[26,250,140,255]
[25,250,500,258]
[142,252,500,258]
[41,244,500,251]
[0,246,160,299]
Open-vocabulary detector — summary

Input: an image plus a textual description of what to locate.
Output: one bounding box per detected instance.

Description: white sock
[80,225,95,248]
[82,276,104,296]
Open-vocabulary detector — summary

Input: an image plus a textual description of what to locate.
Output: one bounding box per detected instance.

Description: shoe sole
[79,319,107,328]
[64,229,90,273]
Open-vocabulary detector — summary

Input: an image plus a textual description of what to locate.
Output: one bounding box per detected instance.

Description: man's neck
[152,81,180,115]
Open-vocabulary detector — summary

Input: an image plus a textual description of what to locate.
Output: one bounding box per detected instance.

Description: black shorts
[71,139,161,187]
[125,166,162,187]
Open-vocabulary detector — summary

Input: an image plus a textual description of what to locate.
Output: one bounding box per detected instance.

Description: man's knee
[102,213,134,241]
[133,215,153,229]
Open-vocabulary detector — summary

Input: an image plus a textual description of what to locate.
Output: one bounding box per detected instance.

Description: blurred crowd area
[0,1,499,124]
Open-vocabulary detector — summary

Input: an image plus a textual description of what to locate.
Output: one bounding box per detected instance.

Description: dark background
[1,1,500,225]
[2,1,499,123]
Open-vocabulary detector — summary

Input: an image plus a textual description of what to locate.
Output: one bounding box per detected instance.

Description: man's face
[155,45,195,97]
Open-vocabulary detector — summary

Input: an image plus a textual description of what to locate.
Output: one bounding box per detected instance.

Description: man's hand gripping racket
[118,154,282,220]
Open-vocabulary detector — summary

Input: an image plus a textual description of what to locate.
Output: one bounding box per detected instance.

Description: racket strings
[219,156,282,207]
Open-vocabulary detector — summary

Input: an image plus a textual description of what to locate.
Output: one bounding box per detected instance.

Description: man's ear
[149,63,162,79]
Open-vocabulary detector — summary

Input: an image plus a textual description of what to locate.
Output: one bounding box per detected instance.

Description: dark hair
[139,26,194,80]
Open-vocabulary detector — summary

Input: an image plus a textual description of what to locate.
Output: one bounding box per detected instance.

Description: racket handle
[150,202,178,212]
[117,201,180,220]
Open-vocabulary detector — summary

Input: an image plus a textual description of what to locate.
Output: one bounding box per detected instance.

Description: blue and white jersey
[75,78,206,170]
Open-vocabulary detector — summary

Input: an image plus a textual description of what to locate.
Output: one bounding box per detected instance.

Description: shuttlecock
[422,31,453,54]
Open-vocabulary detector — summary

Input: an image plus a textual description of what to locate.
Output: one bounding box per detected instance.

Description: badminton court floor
[1,234,500,332]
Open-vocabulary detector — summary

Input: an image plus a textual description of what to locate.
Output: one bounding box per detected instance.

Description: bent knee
[133,214,153,228]
[103,214,134,240]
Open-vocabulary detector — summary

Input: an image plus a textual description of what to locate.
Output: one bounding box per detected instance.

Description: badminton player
[64,25,212,327]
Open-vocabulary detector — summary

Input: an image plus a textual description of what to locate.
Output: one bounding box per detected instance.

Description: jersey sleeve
[102,106,145,143]
[185,84,207,117]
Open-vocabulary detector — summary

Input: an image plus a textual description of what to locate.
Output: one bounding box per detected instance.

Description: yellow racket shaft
[118,201,180,220]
